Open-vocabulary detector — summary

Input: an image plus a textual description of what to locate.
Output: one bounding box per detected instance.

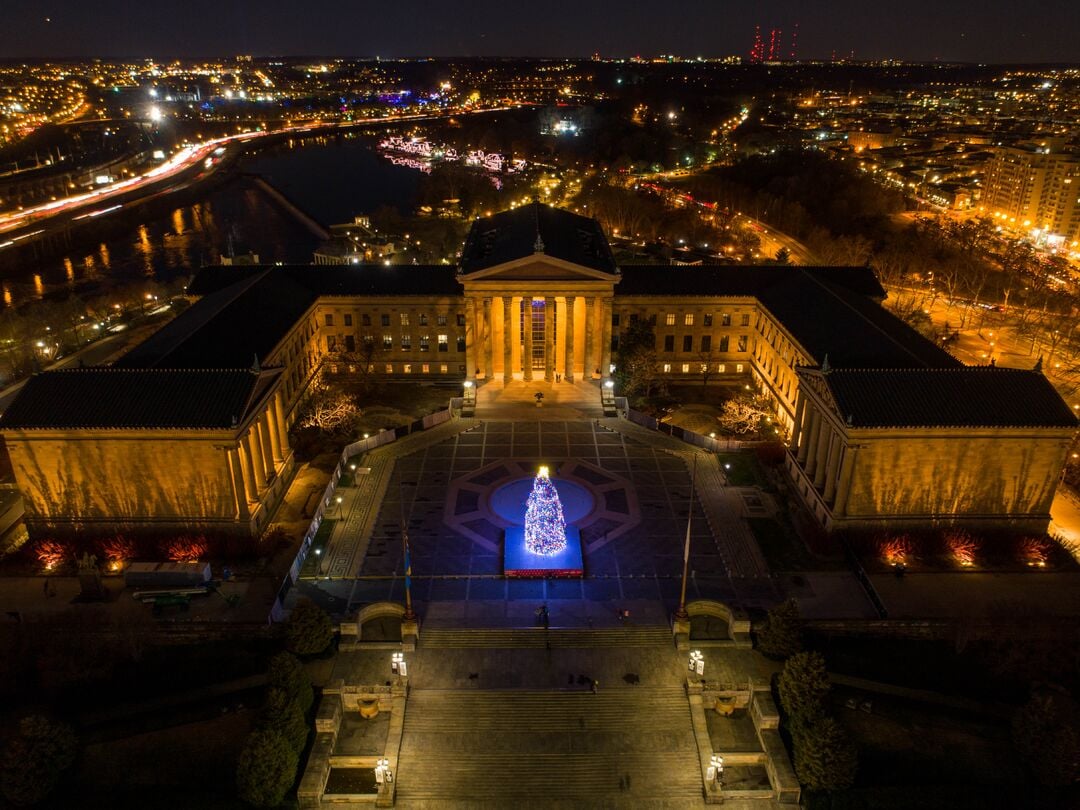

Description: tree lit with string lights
[524,466,567,556]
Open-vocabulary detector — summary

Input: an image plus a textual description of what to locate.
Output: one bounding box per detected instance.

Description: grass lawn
[748,516,841,571]
[353,383,455,435]
[716,452,768,487]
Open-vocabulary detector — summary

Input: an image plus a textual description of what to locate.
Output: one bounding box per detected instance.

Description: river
[2,134,423,308]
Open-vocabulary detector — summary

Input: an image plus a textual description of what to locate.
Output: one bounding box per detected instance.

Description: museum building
[0,203,1074,536]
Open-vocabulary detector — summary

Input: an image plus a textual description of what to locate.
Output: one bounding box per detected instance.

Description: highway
[0,106,526,251]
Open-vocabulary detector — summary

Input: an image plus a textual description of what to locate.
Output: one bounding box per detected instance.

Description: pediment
[796,368,843,420]
[460,254,620,284]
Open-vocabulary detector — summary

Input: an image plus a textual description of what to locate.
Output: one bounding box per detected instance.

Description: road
[734,213,818,265]
[0,106,527,249]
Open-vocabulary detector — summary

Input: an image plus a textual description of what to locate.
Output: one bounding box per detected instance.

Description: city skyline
[4,0,1080,63]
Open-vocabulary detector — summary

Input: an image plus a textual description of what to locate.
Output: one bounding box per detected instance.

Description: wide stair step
[420,626,673,649]
[397,687,701,802]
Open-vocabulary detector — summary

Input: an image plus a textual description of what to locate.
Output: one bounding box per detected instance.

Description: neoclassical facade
[0,203,1074,536]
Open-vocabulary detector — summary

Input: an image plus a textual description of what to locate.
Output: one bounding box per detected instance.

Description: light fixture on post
[391,651,405,678]
[689,649,704,676]
[375,757,393,786]
[708,754,724,790]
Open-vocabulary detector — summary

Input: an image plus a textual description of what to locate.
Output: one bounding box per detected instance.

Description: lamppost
[391,652,407,679]
[335,495,343,518]
[708,754,724,792]
[375,757,393,787]
[689,649,704,677]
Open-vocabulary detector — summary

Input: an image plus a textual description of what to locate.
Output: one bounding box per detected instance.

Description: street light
[709,754,724,790]
[391,651,407,678]
[375,758,393,785]
[689,650,704,676]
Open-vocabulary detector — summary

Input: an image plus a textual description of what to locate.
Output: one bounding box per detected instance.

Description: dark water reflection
[5,135,421,308]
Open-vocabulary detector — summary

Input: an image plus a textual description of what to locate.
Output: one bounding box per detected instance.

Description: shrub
[778,651,830,724]
[260,687,310,754]
[1012,684,1080,787]
[33,539,71,571]
[284,598,334,656]
[267,652,314,715]
[161,535,208,562]
[944,530,978,568]
[0,715,78,806]
[756,598,804,659]
[99,535,137,569]
[877,534,913,566]
[1020,536,1051,568]
[236,729,298,808]
[792,715,858,791]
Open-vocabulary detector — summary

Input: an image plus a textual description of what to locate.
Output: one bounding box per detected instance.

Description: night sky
[3,0,1079,63]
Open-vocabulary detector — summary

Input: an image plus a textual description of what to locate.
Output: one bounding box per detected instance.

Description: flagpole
[401,517,415,620]
[674,454,697,621]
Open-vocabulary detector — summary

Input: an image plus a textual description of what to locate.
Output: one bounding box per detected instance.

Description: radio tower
[767,29,779,61]
[789,23,799,61]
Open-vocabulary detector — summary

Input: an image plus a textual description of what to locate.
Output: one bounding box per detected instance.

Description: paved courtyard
[296,418,785,620]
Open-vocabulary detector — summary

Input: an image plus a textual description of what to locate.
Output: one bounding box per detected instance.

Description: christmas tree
[524,466,567,556]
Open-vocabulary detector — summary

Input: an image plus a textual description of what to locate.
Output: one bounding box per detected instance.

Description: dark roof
[0,368,279,430]
[125,264,460,370]
[818,367,1078,428]
[460,203,617,275]
[618,265,951,369]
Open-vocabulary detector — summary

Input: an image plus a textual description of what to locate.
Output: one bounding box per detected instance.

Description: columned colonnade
[789,394,858,517]
[463,292,613,384]
[226,390,292,521]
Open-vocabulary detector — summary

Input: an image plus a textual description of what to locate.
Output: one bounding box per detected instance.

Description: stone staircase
[420,625,674,649]
[395,686,702,805]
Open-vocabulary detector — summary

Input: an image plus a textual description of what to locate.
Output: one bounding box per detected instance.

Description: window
[329,364,338,374]
[385,364,393,374]
[665,313,676,326]
[664,335,675,352]
[738,335,748,352]
[440,364,448,373]
[403,364,411,374]
[701,335,712,352]
[438,334,448,352]
[703,313,713,327]
[344,314,353,327]
[684,313,694,326]
[419,335,430,352]
[437,314,447,326]
[612,313,620,327]
[721,313,731,326]
[682,335,693,352]
[381,314,391,327]
[419,314,428,326]
[401,334,411,350]
[456,336,466,352]
[740,313,751,326]
[611,335,620,351]
[681,363,691,373]
[719,336,729,352]
[400,313,410,327]
[457,313,466,326]
[324,314,334,327]
[383,334,393,349]
[348,364,356,374]
[345,335,356,352]
[717,363,726,373]
[326,336,336,352]
[736,364,744,373]
[630,313,639,323]
[362,314,371,326]
[663,363,672,373]
[422,364,430,373]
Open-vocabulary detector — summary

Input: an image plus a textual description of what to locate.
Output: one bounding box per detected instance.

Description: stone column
[502,295,514,385]
[544,296,555,382]
[813,424,833,489]
[790,394,806,452]
[523,298,534,382]
[482,297,494,380]
[265,410,283,465]
[564,295,576,382]
[465,297,478,378]
[273,393,290,456]
[251,424,270,486]
[583,296,595,379]
[227,448,250,520]
[259,416,277,476]
[600,297,613,376]
[802,405,820,469]
[824,436,843,503]
[239,433,259,501]
[833,446,859,517]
